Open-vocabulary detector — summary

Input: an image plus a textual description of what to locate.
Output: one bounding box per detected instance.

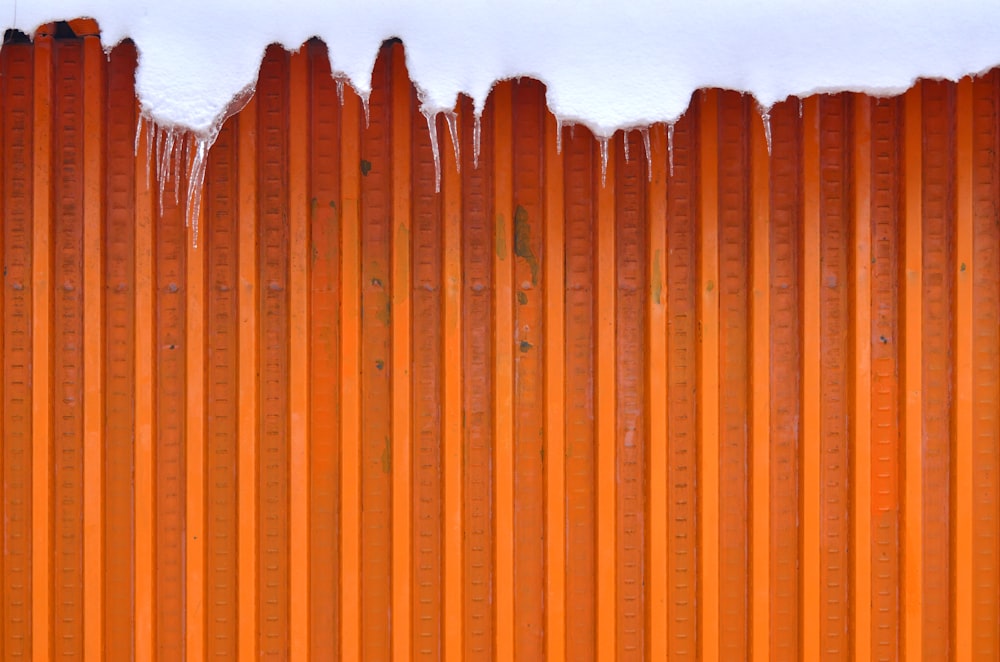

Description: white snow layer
[8,1,1000,138]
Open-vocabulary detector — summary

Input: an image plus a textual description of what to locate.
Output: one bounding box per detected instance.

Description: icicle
[361,93,371,128]
[145,118,153,188]
[623,130,630,163]
[336,78,345,106]
[555,118,562,155]
[156,127,168,216]
[641,127,652,182]
[798,97,804,118]
[445,110,461,172]
[472,113,482,169]
[761,110,772,156]
[423,109,442,193]
[599,136,609,187]
[186,137,211,248]
[667,122,675,176]
[134,115,144,158]
[570,124,576,140]
[173,133,183,207]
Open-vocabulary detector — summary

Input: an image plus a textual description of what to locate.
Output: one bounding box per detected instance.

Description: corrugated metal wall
[2,24,1000,661]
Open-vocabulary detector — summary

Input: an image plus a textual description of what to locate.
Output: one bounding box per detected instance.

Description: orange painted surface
[2,28,1000,661]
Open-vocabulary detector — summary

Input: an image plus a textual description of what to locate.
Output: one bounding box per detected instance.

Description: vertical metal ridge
[442,100,464,662]
[852,93,874,662]
[236,95,260,662]
[81,31,105,662]
[596,129,617,662]
[954,75,975,662]
[749,103,771,662]
[288,47,311,662]
[30,30,53,662]
[647,122,669,662]
[543,111,566,662]
[801,94,822,662]
[492,80,515,662]
[390,42,413,662]
[902,82,924,662]
[697,90,720,662]
[338,86,362,662]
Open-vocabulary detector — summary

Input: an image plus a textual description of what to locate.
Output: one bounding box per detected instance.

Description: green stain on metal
[496,214,507,260]
[517,291,528,305]
[652,249,663,304]
[514,205,539,285]
[330,199,337,208]
[381,437,391,474]
[310,196,318,217]
[375,359,384,370]
[361,159,372,176]
[706,279,714,292]
[376,297,391,326]
[519,340,532,353]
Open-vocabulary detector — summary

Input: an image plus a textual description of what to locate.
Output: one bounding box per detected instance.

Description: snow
[9,0,1000,140]
[9,0,1000,239]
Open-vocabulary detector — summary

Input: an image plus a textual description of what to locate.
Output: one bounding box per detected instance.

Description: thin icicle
[445,110,460,172]
[667,122,675,176]
[798,97,804,118]
[336,78,345,106]
[623,130,630,163]
[556,117,563,155]
[186,137,211,248]
[156,127,168,216]
[570,124,576,140]
[423,109,442,193]
[134,115,144,158]
[472,113,482,169]
[600,136,609,187]
[761,109,772,155]
[361,93,371,128]
[641,127,652,182]
[173,133,183,207]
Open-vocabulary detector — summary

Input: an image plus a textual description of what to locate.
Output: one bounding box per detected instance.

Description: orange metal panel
[3,31,1000,661]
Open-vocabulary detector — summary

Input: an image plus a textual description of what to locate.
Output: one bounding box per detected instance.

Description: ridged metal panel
[2,25,1000,660]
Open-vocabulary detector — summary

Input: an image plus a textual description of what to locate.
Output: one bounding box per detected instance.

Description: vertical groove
[954,75,974,662]
[338,84,362,662]
[971,72,1000,659]
[852,93,873,662]
[647,122,669,662]
[288,47,311,662]
[30,30,52,662]
[185,171,206,662]
[902,83,924,662]
[306,41,342,659]
[563,119,596,661]
[596,132,617,662]
[492,80,515,662]
[697,90,720,662]
[442,101,464,662]
[82,32,105,662]
[237,97,260,660]
[750,104,771,662]
[390,42,413,662]
[543,111,566,662]
[667,106,699,660]
[203,119,239,659]
[134,87,156,662]
[801,94,822,662]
